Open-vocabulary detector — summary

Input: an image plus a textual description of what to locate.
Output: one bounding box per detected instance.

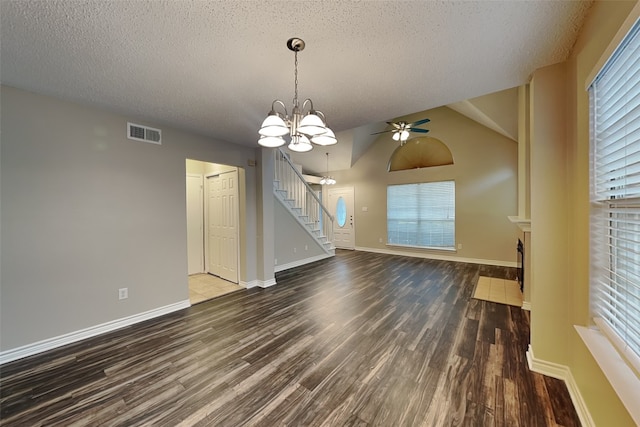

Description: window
[589,18,640,373]
[387,181,455,249]
[336,197,347,227]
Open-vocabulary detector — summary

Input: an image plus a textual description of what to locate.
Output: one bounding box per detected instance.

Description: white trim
[0,300,190,365]
[257,278,277,288]
[521,300,531,311]
[575,325,640,425]
[526,345,595,427]
[274,253,334,273]
[186,173,205,275]
[239,280,257,289]
[240,279,277,289]
[355,246,517,268]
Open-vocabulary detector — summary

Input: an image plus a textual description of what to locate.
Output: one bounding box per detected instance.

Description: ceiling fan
[371,118,430,144]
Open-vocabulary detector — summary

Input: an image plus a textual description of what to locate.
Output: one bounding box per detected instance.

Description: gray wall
[0,85,259,351]
[274,198,327,268]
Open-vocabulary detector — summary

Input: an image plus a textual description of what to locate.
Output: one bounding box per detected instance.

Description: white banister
[274,148,334,248]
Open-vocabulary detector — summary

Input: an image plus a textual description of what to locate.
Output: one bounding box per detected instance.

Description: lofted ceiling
[1,1,592,174]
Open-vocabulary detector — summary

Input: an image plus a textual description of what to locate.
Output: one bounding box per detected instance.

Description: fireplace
[517,238,524,292]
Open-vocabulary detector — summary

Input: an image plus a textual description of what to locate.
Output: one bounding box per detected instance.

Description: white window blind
[590,18,640,374]
[387,181,455,249]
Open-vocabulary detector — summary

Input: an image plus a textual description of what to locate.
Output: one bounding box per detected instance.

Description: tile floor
[473,276,523,307]
[188,273,243,304]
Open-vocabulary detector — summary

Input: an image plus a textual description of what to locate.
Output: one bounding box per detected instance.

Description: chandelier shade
[258,135,286,148]
[311,128,337,146]
[258,113,289,138]
[258,38,337,151]
[298,112,327,136]
[288,135,313,152]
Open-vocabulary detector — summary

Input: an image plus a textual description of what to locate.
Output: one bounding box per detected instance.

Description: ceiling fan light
[401,130,410,141]
[298,112,327,136]
[320,177,327,185]
[392,132,401,141]
[258,135,286,148]
[311,128,337,146]
[259,114,289,137]
[327,177,336,185]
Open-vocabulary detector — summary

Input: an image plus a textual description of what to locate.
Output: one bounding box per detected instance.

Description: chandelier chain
[293,50,299,106]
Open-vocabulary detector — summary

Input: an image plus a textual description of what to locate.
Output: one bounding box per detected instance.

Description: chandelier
[258,38,337,152]
[320,152,336,185]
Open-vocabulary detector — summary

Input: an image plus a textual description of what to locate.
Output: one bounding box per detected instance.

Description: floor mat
[473,276,522,307]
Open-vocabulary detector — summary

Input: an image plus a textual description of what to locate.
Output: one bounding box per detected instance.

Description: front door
[328,187,355,250]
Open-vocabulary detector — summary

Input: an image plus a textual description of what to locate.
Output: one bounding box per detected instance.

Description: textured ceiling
[1,0,592,172]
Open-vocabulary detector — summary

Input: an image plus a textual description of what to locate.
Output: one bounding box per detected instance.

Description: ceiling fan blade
[386,122,402,129]
[370,130,394,135]
[410,128,430,133]
[410,118,431,126]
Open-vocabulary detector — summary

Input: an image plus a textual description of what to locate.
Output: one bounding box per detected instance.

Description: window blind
[387,181,455,249]
[590,18,640,374]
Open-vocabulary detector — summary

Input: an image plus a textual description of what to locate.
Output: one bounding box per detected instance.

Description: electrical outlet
[118,288,128,300]
[379,238,383,243]
[305,245,308,251]
[457,243,462,250]
[293,247,297,253]
[275,258,278,264]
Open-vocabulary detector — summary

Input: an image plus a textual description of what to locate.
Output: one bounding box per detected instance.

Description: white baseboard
[240,280,256,289]
[274,253,334,273]
[526,345,595,427]
[354,246,517,268]
[0,300,191,365]
[241,279,277,289]
[258,278,277,288]
[521,300,531,311]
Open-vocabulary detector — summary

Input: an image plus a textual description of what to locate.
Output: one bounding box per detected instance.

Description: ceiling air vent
[127,122,162,145]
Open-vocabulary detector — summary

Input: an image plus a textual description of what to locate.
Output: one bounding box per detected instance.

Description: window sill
[385,243,456,252]
[574,325,640,424]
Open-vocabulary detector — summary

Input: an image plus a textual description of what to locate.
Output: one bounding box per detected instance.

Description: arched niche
[387,136,454,171]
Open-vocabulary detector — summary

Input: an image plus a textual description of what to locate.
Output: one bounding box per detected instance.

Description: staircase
[273,148,335,255]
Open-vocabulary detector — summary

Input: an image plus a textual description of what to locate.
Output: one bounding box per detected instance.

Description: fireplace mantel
[508,216,531,232]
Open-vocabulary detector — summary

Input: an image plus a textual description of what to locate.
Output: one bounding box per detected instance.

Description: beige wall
[530,61,570,364]
[332,106,518,265]
[0,85,260,352]
[529,1,638,424]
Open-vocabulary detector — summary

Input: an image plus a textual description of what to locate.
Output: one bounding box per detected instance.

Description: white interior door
[186,174,204,275]
[206,170,239,283]
[328,187,355,250]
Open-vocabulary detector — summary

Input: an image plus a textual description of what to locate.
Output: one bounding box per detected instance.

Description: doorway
[328,186,355,250]
[186,159,242,304]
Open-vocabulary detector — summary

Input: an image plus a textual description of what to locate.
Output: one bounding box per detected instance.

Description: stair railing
[274,148,334,247]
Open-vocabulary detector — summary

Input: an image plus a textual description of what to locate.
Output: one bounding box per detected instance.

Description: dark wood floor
[0,250,580,426]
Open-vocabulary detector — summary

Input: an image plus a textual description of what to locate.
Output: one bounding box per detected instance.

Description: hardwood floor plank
[0,250,580,426]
